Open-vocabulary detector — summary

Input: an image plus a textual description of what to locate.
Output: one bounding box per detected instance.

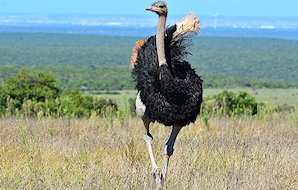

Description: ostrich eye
[159,5,165,8]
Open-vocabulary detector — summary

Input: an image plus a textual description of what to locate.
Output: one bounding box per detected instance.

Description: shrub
[128,97,136,116]
[1,71,59,113]
[57,90,118,117]
[0,71,118,117]
[202,91,258,116]
[274,104,295,113]
[0,88,6,116]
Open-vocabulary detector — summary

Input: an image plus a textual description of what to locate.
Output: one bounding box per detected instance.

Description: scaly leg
[142,116,162,188]
[162,125,182,183]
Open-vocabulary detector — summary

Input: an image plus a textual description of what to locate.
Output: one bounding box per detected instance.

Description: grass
[0,114,297,189]
[91,88,298,110]
[204,88,298,107]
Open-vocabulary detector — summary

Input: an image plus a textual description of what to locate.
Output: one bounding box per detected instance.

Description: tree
[1,71,59,111]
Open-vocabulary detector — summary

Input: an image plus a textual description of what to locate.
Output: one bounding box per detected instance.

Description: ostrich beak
[146,6,158,12]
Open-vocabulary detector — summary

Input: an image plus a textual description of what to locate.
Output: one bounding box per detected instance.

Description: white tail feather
[173,13,200,41]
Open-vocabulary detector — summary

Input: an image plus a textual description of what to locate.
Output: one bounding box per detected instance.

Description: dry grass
[0,115,297,189]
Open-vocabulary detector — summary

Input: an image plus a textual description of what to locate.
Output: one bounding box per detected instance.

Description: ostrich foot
[153,168,165,189]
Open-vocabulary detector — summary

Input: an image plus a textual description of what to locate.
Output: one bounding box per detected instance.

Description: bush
[274,104,295,113]
[0,88,6,116]
[57,90,117,117]
[202,91,258,116]
[1,71,59,113]
[0,71,118,117]
[128,97,136,116]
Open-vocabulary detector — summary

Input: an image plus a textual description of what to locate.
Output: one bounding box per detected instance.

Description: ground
[0,114,297,189]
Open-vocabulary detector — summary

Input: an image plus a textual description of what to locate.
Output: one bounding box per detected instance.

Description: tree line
[2,71,290,119]
[0,33,298,90]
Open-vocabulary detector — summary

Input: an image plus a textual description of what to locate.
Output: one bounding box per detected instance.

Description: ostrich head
[146,1,168,16]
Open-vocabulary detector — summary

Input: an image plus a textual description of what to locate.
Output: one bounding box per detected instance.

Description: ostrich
[130,1,203,187]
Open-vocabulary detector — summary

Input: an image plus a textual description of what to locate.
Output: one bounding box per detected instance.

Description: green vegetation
[93,88,298,107]
[1,71,59,107]
[202,91,258,116]
[0,32,297,90]
[0,72,118,117]
[194,37,298,88]
[1,71,296,119]
[0,32,297,189]
[0,65,134,91]
[204,88,298,107]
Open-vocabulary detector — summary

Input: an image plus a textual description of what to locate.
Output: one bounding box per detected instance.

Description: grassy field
[0,115,297,189]
[204,88,298,107]
[93,88,298,110]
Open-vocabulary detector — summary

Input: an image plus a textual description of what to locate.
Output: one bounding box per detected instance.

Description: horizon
[1,1,298,41]
[1,0,298,17]
[1,13,298,18]
[1,14,297,29]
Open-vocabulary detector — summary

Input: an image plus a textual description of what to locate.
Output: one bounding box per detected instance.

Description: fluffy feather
[129,40,146,69]
[132,23,203,126]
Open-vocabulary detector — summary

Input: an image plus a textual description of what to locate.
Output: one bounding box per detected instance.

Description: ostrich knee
[144,132,159,171]
[144,133,153,144]
[165,144,174,157]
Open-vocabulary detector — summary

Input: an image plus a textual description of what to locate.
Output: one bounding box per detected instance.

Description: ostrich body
[131,1,203,188]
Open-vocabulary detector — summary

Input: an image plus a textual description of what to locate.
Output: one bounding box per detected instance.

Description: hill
[0,32,297,90]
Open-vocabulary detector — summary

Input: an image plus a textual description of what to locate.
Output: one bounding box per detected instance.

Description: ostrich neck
[156,14,167,66]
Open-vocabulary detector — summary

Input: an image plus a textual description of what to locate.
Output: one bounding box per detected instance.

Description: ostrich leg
[162,125,182,184]
[142,117,162,188]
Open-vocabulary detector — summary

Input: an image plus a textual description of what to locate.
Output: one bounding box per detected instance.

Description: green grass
[204,88,298,107]
[90,88,298,109]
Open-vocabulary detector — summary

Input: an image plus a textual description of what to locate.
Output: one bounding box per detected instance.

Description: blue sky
[0,0,297,17]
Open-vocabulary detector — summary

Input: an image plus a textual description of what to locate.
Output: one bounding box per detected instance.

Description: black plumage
[132,25,203,126]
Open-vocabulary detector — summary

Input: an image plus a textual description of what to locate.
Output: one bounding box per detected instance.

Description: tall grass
[0,114,297,189]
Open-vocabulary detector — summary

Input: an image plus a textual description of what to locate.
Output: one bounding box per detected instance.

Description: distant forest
[0,32,297,90]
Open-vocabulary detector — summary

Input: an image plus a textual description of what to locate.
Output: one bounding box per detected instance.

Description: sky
[0,0,298,17]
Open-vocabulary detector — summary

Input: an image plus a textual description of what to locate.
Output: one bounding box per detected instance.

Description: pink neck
[156,14,167,66]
